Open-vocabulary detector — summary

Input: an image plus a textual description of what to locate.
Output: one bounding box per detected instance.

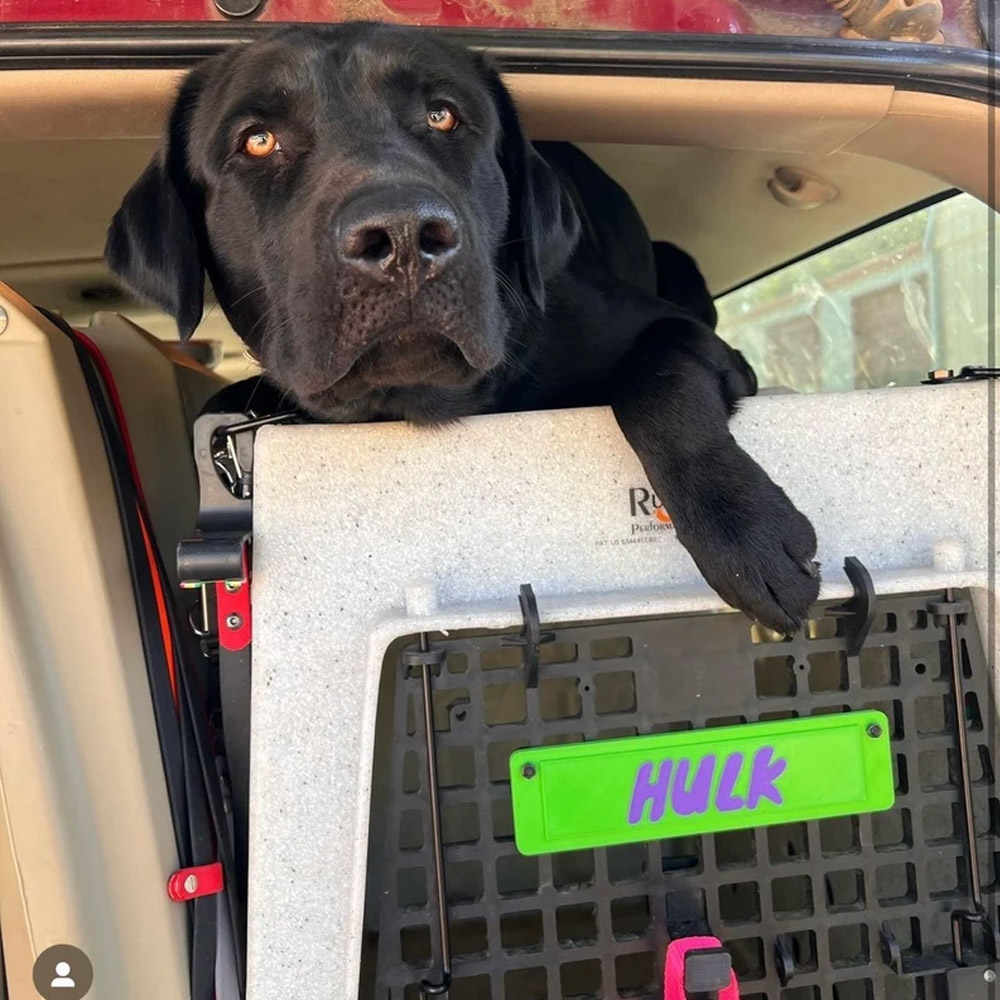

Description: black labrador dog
[106,21,820,632]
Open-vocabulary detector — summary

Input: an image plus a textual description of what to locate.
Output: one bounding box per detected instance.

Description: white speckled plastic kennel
[246,382,997,1000]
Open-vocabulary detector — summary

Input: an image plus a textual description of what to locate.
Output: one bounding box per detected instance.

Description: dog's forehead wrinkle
[228,43,304,94]
[301,75,400,145]
[327,36,487,116]
[216,60,316,125]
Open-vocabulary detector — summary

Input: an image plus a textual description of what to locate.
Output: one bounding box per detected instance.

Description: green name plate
[510,711,895,855]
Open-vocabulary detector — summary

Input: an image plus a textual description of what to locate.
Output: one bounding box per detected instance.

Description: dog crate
[362,592,997,1000]
[245,381,998,1000]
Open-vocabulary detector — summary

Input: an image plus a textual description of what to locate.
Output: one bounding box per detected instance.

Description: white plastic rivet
[932,538,967,574]
[984,969,996,984]
[405,580,439,617]
[183,874,199,894]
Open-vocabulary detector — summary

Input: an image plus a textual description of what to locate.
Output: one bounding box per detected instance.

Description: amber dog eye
[244,130,279,158]
[427,106,458,133]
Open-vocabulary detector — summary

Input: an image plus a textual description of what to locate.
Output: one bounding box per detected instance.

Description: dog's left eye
[427,105,459,133]
[243,130,280,158]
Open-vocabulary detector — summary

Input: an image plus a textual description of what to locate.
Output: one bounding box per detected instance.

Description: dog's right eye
[243,130,280,158]
[427,105,459,133]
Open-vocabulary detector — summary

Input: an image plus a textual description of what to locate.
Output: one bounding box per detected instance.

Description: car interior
[1,69,980,374]
[0,45,997,1000]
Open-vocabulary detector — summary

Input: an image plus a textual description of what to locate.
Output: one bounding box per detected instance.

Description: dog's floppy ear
[485,67,580,312]
[105,79,205,341]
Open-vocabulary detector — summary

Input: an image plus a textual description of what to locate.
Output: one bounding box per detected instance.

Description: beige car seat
[0,285,225,999]
[83,311,227,592]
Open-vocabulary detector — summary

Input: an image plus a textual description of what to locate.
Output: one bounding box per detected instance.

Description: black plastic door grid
[362,592,997,1000]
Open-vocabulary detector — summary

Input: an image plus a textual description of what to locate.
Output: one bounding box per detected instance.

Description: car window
[716,193,998,393]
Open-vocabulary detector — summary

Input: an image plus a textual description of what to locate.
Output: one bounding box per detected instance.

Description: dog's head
[105,23,579,422]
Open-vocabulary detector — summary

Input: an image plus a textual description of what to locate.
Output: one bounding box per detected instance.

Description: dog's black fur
[106,22,820,632]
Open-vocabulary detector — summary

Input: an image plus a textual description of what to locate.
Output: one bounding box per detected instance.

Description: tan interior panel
[514,75,897,153]
[577,143,945,292]
[0,138,158,267]
[0,68,179,141]
[0,285,188,999]
[844,89,1000,205]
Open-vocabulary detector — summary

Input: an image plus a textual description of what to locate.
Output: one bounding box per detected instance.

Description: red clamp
[664,937,739,1000]
[167,862,225,902]
[215,543,251,652]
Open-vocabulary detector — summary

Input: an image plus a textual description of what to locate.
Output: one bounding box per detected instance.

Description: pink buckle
[664,937,739,1000]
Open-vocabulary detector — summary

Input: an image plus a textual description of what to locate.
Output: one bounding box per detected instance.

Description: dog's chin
[289,330,496,422]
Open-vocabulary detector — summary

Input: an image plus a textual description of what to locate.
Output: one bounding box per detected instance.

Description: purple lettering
[628,760,673,824]
[671,755,716,816]
[747,746,786,808]
[715,752,746,812]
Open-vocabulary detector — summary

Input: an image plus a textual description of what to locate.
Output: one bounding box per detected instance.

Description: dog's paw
[668,447,820,634]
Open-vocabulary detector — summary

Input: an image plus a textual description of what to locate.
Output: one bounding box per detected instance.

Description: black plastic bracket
[502,584,554,689]
[209,411,297,505]
[953,907,1000,968]
[403,646,447,679]
[929,597,972,625]
[879,920,957,978]
[177,410,294,587]
[826,556,876,657]
[775,933,796,986]
[178,532,249,587]
[922,365,1000,385]
[881,920,904,976]
[945,963,999,998]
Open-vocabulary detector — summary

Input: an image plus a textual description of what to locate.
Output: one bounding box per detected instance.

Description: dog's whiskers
[228,283,269,310]
[494,268,531,328]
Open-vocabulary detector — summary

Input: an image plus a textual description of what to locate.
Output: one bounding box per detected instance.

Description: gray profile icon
[51,961,76,988]
[32,944,93,1000]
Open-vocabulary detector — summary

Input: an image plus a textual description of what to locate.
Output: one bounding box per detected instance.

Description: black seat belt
[43,308,245,999]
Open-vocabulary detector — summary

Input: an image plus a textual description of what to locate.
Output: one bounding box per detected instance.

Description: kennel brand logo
[628,487,673,532]
[594,485,677,548]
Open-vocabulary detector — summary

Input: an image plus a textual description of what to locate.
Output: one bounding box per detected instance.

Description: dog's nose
[336,187,461,286]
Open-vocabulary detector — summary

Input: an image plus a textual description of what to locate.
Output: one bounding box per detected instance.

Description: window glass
[716,193,998,393]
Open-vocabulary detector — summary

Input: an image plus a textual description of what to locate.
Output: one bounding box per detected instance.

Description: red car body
[0,0,984,47]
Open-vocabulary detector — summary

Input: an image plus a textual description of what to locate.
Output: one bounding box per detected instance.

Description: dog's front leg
[610,318,820,634]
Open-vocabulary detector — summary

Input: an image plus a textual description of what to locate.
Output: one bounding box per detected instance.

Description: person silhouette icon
[50,962,76,989]
[32,944,93,999]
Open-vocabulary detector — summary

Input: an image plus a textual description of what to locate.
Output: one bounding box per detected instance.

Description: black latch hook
[502,584,554,689]
[826,556,876,657]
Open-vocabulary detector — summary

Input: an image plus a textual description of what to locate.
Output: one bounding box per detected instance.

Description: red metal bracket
[216,544,251,652]
[664,936,740,1000]
[167,862,224,902]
